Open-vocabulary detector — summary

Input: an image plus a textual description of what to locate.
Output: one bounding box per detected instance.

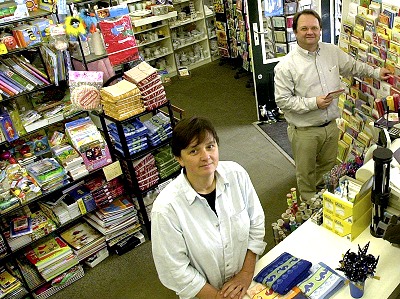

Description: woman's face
[176,132,219,179]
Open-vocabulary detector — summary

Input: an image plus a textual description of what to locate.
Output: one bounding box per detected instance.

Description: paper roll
[92,30,106,56]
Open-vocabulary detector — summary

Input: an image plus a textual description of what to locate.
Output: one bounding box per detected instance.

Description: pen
[329,65,337,72]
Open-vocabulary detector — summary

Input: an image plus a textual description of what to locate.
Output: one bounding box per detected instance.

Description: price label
[103,161,122,181]
[0,44,8,55]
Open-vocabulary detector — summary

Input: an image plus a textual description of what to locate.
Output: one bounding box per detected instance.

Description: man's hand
[316,95,333,109]
[220,270,253,299]
[379,67,392,80]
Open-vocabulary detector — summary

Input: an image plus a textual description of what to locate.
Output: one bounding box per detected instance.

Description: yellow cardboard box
[322,176,372,223]
[323,208,371,241]
[333,208,371,241]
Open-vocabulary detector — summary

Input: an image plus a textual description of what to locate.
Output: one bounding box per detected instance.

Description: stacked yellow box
[100,79,144,121]
[322,176,372,241]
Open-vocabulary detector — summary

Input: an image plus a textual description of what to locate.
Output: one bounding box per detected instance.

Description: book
[97,198,135,217]
[24,236,72,269]
[10,215,32,237]
[2,57,43,86]
[60,222,103,251]
[12,56,50,85]
[0,268,21,293]
[41,45,58,85]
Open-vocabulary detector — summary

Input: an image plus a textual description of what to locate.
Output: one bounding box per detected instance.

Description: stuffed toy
[79,9,98,34]
[65,15,87,41]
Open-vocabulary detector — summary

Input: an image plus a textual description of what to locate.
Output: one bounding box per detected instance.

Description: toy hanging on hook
[65,15,87,41]
[79,9,98,34]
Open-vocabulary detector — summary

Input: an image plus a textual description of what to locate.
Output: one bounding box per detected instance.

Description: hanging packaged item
[98,13,139,66]
[68,71,103,113]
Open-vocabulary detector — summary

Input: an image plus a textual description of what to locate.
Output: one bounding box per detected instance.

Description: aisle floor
[50,60,296,299]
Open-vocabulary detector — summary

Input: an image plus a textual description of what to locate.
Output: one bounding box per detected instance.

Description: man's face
[294,14,321,51]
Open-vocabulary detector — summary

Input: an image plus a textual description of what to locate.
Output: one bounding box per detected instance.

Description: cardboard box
[323,208,372,241]
[322,176,372,223]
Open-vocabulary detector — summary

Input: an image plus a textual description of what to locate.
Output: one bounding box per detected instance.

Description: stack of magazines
[60,222,107,262]
[24,235,78,281]
[84,198,141,245]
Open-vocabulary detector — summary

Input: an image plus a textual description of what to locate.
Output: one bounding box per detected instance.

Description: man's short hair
[293,9,322,32]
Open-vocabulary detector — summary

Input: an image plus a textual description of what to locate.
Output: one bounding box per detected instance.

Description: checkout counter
[245,220,400,299]
[245,129,400,299]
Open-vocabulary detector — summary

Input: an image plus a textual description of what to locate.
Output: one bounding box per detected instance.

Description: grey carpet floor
[255,120,294,164]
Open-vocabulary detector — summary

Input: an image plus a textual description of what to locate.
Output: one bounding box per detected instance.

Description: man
[274,9,391,201]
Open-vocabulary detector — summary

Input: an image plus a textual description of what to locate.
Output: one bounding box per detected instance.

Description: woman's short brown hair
[171,117,219,157]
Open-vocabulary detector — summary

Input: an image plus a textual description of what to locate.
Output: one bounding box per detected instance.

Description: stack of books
[60,222,107,262]
[6,210,57,251]
[84,198,140,245]
[9,215,32,238]
[154,146,181,180]
[132,153,159,191]
[65,117,112,172]
[100,79,144,121]
[51,144,88,180]
[107,119,148,156]
[84,175,125,207]
[0,190,20,214]
[0,267,24,298]
[38,201,72,226]
[143,112,172,147]
[24,235,78,281]
[68,186,97,215]
[25,158,69,194]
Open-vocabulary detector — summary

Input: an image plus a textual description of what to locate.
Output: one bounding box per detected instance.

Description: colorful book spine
[11,57,49,85]
[0,66,35,91]
[0,80,16,96]
[2,58,43,86]
[0,73,23,93]
[0,76,18,94]
[13,56,50,85]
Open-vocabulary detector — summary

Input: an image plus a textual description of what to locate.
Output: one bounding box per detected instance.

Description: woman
[151,116,266,299]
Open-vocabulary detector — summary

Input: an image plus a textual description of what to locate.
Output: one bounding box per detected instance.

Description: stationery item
[69,71,103,112]
[253,252,312,295]
[98,15,139,66]
[297,262,345,299]
[326,89,345,100]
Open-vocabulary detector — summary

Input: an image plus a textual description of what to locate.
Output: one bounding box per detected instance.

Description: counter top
[245,221,400,299]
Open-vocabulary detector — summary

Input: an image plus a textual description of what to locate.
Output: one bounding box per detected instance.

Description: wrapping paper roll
[92,30,106,55]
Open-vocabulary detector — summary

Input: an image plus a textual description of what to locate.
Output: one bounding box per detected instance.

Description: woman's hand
[220,270,253,299]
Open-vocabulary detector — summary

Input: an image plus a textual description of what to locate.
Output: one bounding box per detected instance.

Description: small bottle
[291,187,297,202]
[286,193,292,207]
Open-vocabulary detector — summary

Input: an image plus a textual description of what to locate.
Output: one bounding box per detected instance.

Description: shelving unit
[168,0,212,71]
[132,18,177,77]
[98,100,180,236]
[204,9,219,61]
[0,41,93,297]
